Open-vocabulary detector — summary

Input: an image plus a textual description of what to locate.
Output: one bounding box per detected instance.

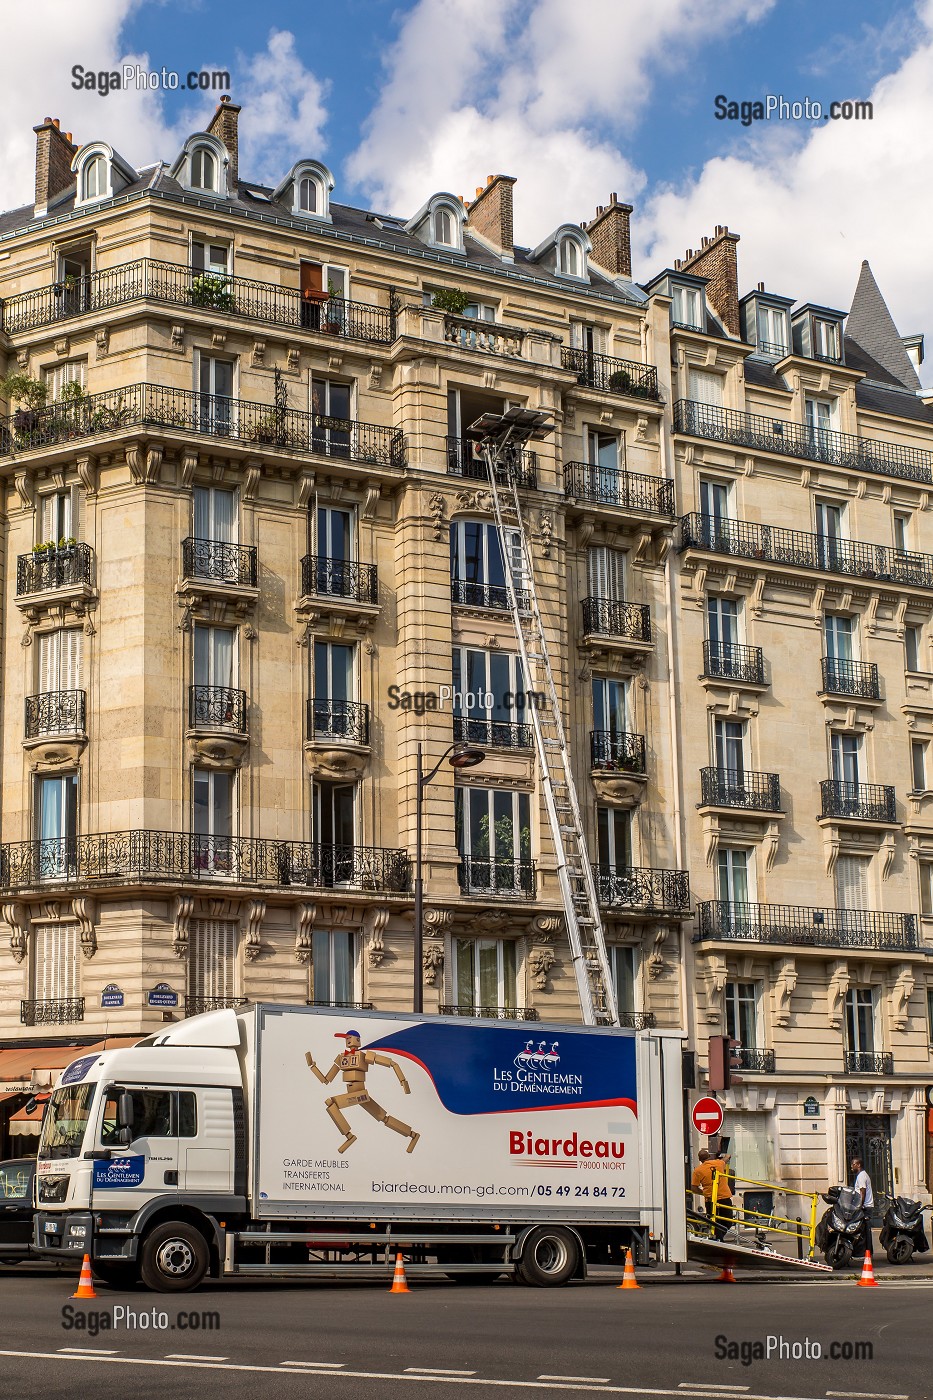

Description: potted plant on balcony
[189,273,235,313]
[431,288,470,316]
[0,372,48,438]
[323,279,344,334]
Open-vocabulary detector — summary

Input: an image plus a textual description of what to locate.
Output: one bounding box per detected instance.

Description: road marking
[826,1394,909,1399]
[281,1361,346,1369]
[165,1353,229,1362]
[57,1347,119,1355]
[538,1378,609,1386]
[679,1389,750,1394]
[407,1369,478,1377]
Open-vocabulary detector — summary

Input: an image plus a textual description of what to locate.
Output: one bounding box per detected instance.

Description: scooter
[816,1185,869,1270]
[879,1197,929,1264]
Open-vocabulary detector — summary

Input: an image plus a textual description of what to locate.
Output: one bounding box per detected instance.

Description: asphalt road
[0,1264,929,1400]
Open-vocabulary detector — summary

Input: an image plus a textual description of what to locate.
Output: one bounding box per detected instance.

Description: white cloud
[233,30,329,185]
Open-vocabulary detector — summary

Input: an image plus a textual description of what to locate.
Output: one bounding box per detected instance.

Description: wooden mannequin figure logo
[305,1029,420,1155]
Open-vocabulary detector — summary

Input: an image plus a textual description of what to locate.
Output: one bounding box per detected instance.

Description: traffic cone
[617,1247,641,1289]
[389,1251,410,1293]
[856,1251,878,1287]
[72,1254,97,1300]
[716,1258,737,1283]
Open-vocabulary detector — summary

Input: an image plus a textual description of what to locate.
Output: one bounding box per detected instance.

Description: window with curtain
[453,938,517,1011]
[194,486,236,543]
[724,982,758,1049]
[609,945,636,1019]
[312,929,356,1004]
[844,987,875,1054]
[455,788,531,894]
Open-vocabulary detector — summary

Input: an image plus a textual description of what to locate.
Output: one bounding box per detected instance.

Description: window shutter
[835,856,869,910]
[62,630,82,691]
[688,370,723,407]
[37,633,57,694]
[189,919,236,1000]
[34,924,78,1001]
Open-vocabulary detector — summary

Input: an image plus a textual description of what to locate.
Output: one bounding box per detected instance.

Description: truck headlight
[68,1225,87,1238]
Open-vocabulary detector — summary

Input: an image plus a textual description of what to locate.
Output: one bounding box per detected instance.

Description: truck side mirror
[117,1092,135,1140]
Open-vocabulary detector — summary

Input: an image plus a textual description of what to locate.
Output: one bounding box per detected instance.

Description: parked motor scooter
[815,1185,869,1270]
[879,1197,929,1264]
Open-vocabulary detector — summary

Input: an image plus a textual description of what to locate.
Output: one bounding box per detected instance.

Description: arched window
[83,155,107,201]
[299,176,318,214]
[433,207,454,245]
[191,147,217,191]
[561,237,581,277]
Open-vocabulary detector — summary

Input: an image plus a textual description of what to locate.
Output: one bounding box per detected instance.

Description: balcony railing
[561,347,660,401]
[16,543,94,597]
[184,996,248,1016]
[821,657,880,700]
[0,383,407,468]
[189,686,248,734]
[308,699,371,746]
[674,399,933,486]
[696,901,918,951]
[0,832,411,894]
[591,865,691,914]
[442,313,526,358]
[700,766,782,813]
[680,512,933,590]
[581,597,651,642]
[182,537,257,588]
[20,998,84,1026]
[458,857,536,898]
[563,462,675,517]
[445,436,538,489]
[702,641,765,685]
[439,1004,539,1021]
[733,1047,776,1073]
[453,715,533,749]
[618,1011,658,1029]
[820,779,897,823]
[0,258,395,344]
[843,1051,894,1075]
[300,555,378,605]
[451,578,530,612]
[590,730,648,774]
[24,690,86,739]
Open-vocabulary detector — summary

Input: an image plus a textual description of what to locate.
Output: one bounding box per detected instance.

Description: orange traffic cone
[389,1251,410,1293]
[617,1247,641,1289]
[856,1251,878,1287]
[72,1254,97,1300]
[716,1258,737,1283]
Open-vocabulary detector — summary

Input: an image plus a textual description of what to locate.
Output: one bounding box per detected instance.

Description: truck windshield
[37,1083,97,1161]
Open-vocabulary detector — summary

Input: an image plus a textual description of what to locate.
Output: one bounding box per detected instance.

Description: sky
[1,0,930,369]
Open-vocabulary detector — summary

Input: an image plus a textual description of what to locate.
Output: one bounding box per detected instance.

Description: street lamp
[414,741,485,1013]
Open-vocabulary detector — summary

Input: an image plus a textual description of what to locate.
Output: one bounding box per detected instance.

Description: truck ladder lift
[468,408,618,1027]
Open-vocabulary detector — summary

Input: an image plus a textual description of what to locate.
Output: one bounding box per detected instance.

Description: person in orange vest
[691,1147,734,1240]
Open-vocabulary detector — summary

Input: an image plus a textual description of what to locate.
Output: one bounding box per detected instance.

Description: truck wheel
[516,1226,580,1287]
[886,1238,913,1265]
[92,1260,140,1290]
[140,1222,209,1293]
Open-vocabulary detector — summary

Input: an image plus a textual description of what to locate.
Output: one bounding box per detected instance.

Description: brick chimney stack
[466,174,516,260]
[585,193,633,279]
[34,117,78,216]
[678,224,741,335]
[207,94,241,192]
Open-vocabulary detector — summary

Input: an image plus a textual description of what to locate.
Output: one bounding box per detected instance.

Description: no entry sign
[692,1096,724,1136]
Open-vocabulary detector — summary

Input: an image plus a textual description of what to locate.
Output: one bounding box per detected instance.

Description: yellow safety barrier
[687,1171,820,1260]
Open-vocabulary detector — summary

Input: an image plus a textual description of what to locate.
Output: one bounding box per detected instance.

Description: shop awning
[0,1038,141,1093]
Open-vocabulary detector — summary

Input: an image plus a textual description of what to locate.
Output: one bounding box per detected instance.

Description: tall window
[453,938,517,1012]
[311,378,352,457]
[824,614,855,664]
[312,783,357,888]
[198,356,234,434]
[32,924,79,1004]
[756,305,787,355]
[189,920,236,1004]
[455,788,531,894]
[587,545,626,602]
[927,985,933,1042]
[191,241,228,275]
[452,648,525,745]
[312,929,356,1004]
[905,625,923,673]
[706,597,740,674]
[699,478,730,524]
[82,156,107,201]
[717,847,750,903]
[806,399,834,451]
[299,176,319,214]
[44,362,87,406]
[597,807,631,870]
[844,988,875,1055]
[835,854,870,923]
[893,512,912,553]
[672,284,702,329]
[815,499,845,569]
[559,237,581,277]
[194,486,236,544]
[813,319,840,361]
[609,946,636,1019]
[190,147,217,191]
[584,429,622,500]
[911,740,928,792]
[725,982,758,1049]
[313,641,355,739]
[714,717,746,777]
[36,773,78,878]
[830,732,861,786]
[193,769,233,874]
[592,677,629,736]
[920,862,933,917]
[37,629,82,696]
[433,208,454,245]
[450,520,524,609]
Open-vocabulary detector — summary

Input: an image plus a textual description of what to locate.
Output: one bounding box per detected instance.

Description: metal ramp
[686,1231,833,1274]
[470,408,617,1027]
[686,1173,833,1272]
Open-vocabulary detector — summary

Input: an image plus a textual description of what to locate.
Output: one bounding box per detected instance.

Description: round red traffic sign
[691,1096,723,1135]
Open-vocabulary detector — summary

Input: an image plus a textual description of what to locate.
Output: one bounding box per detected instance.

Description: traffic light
[707,1035,740,1090]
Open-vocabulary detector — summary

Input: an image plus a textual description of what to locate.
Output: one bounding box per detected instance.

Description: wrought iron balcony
[307,999,375,1011]
[308,698,371,746]
[591,865,691,914]
[0,383,407,468]
[674,399,933,486]
[451,578,530,612]
[700,766,782,813]
[300,555,378,605]
[581,597,652,643]
[590,730,648,774]
[457,857,536,898]
[702,641,765,685]
[184,996,248,1015]
[439,1004,539,1021]
[189,686,248,734]
[821,657,880,700]
[0,832,410,894]
[757,340,788,358]
[445,436,538,489]
[820,779,896,823]
[561,348,660,401]
[182,537,257,588]
[696,901,918,951]
[618,1011,658,1029]
[843,1051,894,1075]
[453,715,533,749]
[16,543,94,597]
[563,462,675,516]
[20,998,84,1026]
[0,258,395,344]
[733,1047,776,1073]
[24,690,86,739]
[680,512,933,590]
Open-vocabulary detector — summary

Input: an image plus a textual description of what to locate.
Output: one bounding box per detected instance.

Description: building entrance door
[844,1113,893,1215]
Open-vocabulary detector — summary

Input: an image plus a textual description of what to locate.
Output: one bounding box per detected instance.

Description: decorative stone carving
[296,903,317,964]
[72,897,97,960]
[369,364,383,391]
[251,340,266,366]
[364,906,390,968]
[469,909,511,934]
[890,964,915,1032]
[75,454,99,497]
[422,942,445,986]
[455,489,493,516]
[773,957,797,1027]
[528,946,555,991]
[591,772,646,809]
[303,745,369,781]
[172,894,195,958]
[701,954,728,1021]
[2,903,29,962]
[126,442,164,486]
[427,493,446,540]
[538,513,552,558]
[171,324,184,349]
[95,326,109,356]
[24,733,88,770]
[244,899,266,962]
[14,471,33,510]
[423,908,454,934]
[827,960,850,1029]
[185,731,249,769]
[529,914,561,941]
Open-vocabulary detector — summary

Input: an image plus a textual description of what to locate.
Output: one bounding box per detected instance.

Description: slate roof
[845,259,921,391]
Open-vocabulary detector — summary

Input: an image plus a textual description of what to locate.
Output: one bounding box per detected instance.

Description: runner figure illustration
[304,1029,420,1155]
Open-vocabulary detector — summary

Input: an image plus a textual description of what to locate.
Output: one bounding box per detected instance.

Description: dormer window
[72,141,136,208]
[171,134,228,199]
[791,304,846,365]
[672,284,704,331]
[560,237,581,277]
[531,225,590,281]
[434,207,454,246]
[191,146,217,191]
[83,155,107,202]
[757,305,788,357]
[405,194,466,253]
[299,177,318,214]
[814,318,840,362]
[275,160,334,222]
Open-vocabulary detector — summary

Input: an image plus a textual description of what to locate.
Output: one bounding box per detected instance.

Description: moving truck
[33,1004,686,1291]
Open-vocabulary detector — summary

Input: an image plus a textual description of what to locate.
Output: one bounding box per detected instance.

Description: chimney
[34,117,78,216]
[207,94,241,192]
[466,174,516,260]
[585,193,633,279]
[679,224,741,336]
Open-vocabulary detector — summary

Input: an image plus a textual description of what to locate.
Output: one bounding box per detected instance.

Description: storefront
[0,1038,140,1158]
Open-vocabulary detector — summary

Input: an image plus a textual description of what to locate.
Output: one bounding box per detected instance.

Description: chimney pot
[52,118,60,129]
[757,281,765,292]
[486,174,493,185]
[475,187,483,198]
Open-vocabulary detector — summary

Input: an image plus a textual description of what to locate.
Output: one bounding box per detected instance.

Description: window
[36,773,78,877]
[609,946,636,1019]
[725,982,758,1049]
[824,614,855,663]
[452,647,525,744]
[450,520,524,610]
[313,506,354,596]
[717,847,751,904]
[311,378,352,456]
[455,787,532,894]
[714,718,746,777]
[756,305,787,355]
[905,625,924,673]
[189,920,237,1003]
[583,429,622,500]
[37,628,82,695]
[912,740,928,792]
[559,237,582,278]
[32,923,79,1003]
[835,854,870,915]
[82,155,107,202]
[299,176,319,214]
[453,938,517,1012]
[191,240,229,275]
[587,544,626,603]
[597,807,632,870]
[193,625,235,690]
[688,369,724,408]
[921,863,933,917]
[592,677,630,736]
[806,398,834,441]
[707,596,740,649]
[44,361,86,404]
[101,1090,196,1143]
[38,488,75,544]
[198,356,234,434]
[814,318,840,362]
[300,262,348,328]
[313,641,355,739]
[312,929,357,1004]
[433,207,454,245]
[672,284,703,330]
[894,513,912,553]
[699,478,730,522]
[570,321,601,354]
[844,988,874,1055]
[193,769,233,874]
[831,732,861,786]
[190,147,217,191]
[312,781,356,868]
[194,485,236,544]
[927,985,933,1042]
[815,499,845,568]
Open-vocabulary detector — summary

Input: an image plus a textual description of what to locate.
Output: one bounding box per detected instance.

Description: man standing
[691,1146,734,1240]
[851,1156,874,1256]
